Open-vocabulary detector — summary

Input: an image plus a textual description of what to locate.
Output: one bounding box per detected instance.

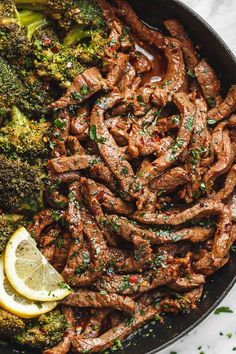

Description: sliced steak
[62,290,135,314]
[51,68,107,109]
[195,59,221,102]
[150,167,189,191]
[90,91,134,195]
[51,109,70,158]
[164,19,199,70]
[152,38,185,106]
[207,85,236,123]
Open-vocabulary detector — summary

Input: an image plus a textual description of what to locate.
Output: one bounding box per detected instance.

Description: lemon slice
[4,227,71,302]
[0,257,57,318]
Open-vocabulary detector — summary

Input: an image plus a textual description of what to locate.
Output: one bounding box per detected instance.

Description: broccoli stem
[11,106,29,126]
[63,25,92,46]
[18,10,48,40]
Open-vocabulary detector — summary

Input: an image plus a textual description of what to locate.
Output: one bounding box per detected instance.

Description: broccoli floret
[64,25,108,64]
[0,214,26,254]
[0,154,45,213]
[0,106,50,162]
[13,309,67,350]
[47,0,106,30]
[0,56,54,118]
[0,56,26,118]
[18,9,48,41]
[0,308,26,337]
[33,27,85,88]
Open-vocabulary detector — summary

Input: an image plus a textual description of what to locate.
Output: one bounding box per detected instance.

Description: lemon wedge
[4,227,71,302]
[0,257,57,318]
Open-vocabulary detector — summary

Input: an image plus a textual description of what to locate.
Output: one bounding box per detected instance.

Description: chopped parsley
[214,306,233,315]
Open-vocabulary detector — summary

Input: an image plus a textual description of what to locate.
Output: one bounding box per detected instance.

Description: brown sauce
[134,41,167,85]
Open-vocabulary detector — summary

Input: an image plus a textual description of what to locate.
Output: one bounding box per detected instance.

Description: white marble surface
[159,1,236,354]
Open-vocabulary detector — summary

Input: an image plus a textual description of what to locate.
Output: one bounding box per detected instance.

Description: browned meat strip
[131,51,152,74]
[81,178,134,217]
[47,154,96,173]
[90,91,134,195]
[152,38,185,106]
[106,53,129,86]
[195,59,221,103]
[51,68,107,109]
[150,114,181,135]
[134,199,232,265]
[207,85,236,122]
[113,0,164,48]
[52,232,71,272]
[70,107,89,140]
[28,209,56,240]
[80,310,109,339]
[164,19,199,70]
[62,290,135,314]
[94,264,178,295]
[150,167,189,191]
[131,92,195,202]
[214,165,236,201]
[105,215,214,245]
[65,181,83,238]
[51,109,70,158]
[72,304,161,353]
[169,273,205,291]
[128,122,173,159]
[90,162,117,191]
[203,129,234,192]
[62,241,91,286]
[67,136,85,155]
[43,307,75,354]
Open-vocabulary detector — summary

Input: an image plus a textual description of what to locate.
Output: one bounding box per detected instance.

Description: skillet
[1,0,236,353]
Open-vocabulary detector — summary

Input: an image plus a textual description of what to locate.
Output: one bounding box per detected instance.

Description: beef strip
[207,85,236,123]
[81,178,134,217]
[203,129,234,192]
[131,51,152,74]
[28,209,56,240]
[131,92,195,205]
[113,0,165,48]
[62,290,135,314]
[106,53,129,86]
[51,68,107,109]
[94,264,178,295]
[43,307,75,354]
[195,59,221,102]
[72,304,161,353]
[70,107,89,140]
[214,165,236,202]
[168,273,205,291]
[134,199,232,266]
[152,38,185,106]
[90,91,134,195]
[164,19,199,70]
[52,232,71,272]
[128,122,173,159]
[80,310,109,339]
[150,114,181,135]
[51,109,70,158]
[47,154,96,173]
[150,167,189,191]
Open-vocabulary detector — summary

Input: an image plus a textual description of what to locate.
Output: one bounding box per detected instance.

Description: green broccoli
[0,106,50,162]
[64,24,108,64]
[47,0,106,30]
[0,308,26,337]
[33,26,85,88]
[13,309,67,350]
[0,308,67,350]
[0,214,26,254]
[0,56,54,118]
[0,154,46,213]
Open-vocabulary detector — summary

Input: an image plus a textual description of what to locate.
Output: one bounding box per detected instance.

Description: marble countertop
[159,1,236,354]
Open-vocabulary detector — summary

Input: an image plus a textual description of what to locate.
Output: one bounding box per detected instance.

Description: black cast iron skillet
[2,1,236,353]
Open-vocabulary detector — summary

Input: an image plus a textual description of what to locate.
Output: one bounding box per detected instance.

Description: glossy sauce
[135,42,167,85]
